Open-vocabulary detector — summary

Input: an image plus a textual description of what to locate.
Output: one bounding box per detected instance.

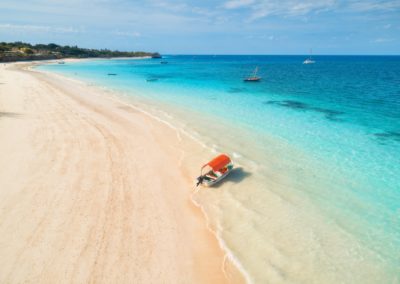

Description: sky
[0,0,399,54]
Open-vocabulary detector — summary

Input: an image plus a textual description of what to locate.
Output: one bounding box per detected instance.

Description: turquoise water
[39,56,400,282]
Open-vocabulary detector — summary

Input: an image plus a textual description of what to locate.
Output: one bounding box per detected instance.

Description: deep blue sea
[39,55,400,282]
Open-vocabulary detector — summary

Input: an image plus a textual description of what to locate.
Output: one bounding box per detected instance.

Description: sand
[0,62,243,283]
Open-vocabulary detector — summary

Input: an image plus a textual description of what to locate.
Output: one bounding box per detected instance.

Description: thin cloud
[348,0,400,12]
[373,37,395,43]
[114,30,141,37]
[0,23,84,33]
[149,0,188,12]
[223,0,255,9]
[252,0,337,19]
[222,0,337,21]
[223,0,400,21]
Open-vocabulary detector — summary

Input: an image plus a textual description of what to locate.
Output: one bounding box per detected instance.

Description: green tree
[22,47,34,54]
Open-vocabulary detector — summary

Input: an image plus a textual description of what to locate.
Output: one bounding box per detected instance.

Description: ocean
[38,55,400,283]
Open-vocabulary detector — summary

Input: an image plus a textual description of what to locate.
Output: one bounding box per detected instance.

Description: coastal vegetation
[0,41,160,62]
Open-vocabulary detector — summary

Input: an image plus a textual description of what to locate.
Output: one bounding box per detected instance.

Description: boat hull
[244,78,261,82]
[201,170,232,187]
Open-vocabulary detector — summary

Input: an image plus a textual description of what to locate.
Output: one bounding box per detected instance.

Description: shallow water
[39,56,400,283]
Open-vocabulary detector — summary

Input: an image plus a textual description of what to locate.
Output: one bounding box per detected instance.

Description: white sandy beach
[0,62,243,283]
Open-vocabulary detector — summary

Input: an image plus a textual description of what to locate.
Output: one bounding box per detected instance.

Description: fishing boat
[196,154,234,187]
[160,61,168,64]
[244,67,261,82]
[303,49,315,64]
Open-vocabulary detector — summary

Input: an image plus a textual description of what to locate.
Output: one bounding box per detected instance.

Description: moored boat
[196,154,234,187]
[303,58,315,64]
[244,67,261,82]
[303,49,316,64]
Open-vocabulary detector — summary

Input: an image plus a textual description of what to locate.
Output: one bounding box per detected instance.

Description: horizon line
[163,54,400,56]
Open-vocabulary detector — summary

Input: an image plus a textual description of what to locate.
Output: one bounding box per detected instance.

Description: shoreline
[44,58,398,282]
[6,58,395,283]
[33,61,252,282]
[0,56,152,64]
[0,62,245,283]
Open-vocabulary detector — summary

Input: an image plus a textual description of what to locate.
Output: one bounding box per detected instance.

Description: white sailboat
[303,49,315,64]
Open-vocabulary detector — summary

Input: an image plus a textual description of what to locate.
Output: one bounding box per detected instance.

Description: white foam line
[101,92,253,283]
[107,93,253,283]
[190,190,253,284]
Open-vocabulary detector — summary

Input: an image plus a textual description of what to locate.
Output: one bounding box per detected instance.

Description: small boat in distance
[160,61,168,64]
[196,154,234,187]
[303,49,315,64]
[244,67,261,82]
[58,61,65,64]
[107,73,117,76]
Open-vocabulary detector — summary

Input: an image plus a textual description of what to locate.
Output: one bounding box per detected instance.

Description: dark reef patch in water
[374,131,400,143]
[228,87,247,93]
[264,100,344,121]
[145,73,174,80]
[282,100,308,109]
[146,78,158,82]
[312,107,344,121]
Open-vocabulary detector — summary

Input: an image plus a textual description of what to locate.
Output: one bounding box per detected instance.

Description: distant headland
[0,41,161,62]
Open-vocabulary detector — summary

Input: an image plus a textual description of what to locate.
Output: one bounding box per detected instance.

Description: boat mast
[253,66,258,77]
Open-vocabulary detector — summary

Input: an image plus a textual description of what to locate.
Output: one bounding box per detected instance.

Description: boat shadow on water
[211,167,251,188]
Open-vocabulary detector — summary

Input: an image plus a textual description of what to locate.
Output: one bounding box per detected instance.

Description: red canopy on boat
[202,154,231,171]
